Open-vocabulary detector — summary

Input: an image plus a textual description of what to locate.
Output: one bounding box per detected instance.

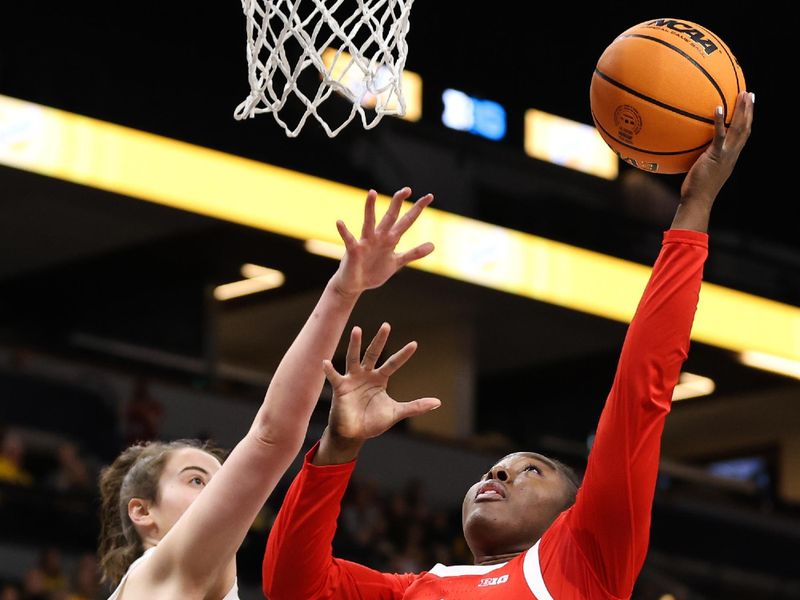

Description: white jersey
[107,547,239,600]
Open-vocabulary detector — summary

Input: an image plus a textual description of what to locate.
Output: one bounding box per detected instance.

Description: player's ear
[128,497,155,528]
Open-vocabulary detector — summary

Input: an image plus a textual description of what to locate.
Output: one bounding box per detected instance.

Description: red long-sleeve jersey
[263,229,709,600]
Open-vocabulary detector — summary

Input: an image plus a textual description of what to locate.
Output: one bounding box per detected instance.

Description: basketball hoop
[234,0,416,137]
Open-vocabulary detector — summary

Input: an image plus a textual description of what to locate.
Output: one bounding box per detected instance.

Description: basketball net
[235,0,416,137]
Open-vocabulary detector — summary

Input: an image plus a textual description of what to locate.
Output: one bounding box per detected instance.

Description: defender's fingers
[398,242,435,267]
[391,193,433,236]
[337,220,358,250]
[361,190,377,239]
[376,187,412,233]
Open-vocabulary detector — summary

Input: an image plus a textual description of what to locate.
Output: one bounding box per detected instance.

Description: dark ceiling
[0,1,792,446]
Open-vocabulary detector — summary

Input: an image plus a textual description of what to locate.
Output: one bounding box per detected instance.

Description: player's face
[148,447,222,539]
[462,452,572,560]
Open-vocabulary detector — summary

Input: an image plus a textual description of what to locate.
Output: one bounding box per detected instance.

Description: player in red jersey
[263,92,754,599]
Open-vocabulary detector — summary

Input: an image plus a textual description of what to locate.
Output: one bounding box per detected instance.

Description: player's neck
[474,551,522,566]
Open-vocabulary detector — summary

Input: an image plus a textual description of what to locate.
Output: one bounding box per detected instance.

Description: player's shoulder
[413,544,550,598]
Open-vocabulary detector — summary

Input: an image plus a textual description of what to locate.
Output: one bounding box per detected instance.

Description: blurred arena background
[0,3,795,599]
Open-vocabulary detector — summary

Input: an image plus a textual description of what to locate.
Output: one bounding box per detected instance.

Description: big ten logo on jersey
[477,574,509,587]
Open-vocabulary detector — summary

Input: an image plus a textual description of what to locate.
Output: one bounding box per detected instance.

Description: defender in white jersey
[96,188,436,600]
[107,547,239,600]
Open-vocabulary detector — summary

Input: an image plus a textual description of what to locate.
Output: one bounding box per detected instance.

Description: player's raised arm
[99,188,434,599]
[564,91,753,598]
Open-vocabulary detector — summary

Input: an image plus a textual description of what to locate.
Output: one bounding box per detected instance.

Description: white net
[235,0,416,137]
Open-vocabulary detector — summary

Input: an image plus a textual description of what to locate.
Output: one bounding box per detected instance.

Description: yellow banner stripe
[1,94,797,360]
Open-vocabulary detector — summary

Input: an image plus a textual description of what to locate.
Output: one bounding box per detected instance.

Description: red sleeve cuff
[302,440,358,476]
[663,229,709,248]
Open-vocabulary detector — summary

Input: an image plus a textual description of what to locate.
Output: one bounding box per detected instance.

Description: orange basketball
[590,18,745,174]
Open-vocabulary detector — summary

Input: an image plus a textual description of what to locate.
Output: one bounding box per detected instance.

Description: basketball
[590,18,745,174]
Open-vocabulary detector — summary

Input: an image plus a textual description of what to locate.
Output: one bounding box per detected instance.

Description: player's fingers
[362,323,391,370]
[322,359,344,387]
[393,397,442,423]
[345,326,363,372]
[725,91,753,151]
[377,341,417,378]
[711,105,726,153]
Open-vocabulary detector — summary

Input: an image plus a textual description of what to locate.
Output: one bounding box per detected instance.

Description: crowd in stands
[2,353,779,600]
[0,548,101,600]
[1,414,696,600]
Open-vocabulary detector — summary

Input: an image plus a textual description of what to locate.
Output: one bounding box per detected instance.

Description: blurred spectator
[403,479,429,521]
[384,491,410,551]
[337,478,468,573]
[21,568,47,600]
[249,504,277,535]
[8,348,33,371]
[339,481,386,566]
[0,584,21,600]
[47,444,91,492]
[38,547,67,594]
[123,379,163,445]
[426,509,457,565]
[66,554,101,600]
[390,522,426,573]
[0,430,33,486]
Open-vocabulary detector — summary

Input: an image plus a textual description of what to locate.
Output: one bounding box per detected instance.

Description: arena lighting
[671,372,716,401]
[739,351,800,380]
[524,109,618,180]
[304,239,346,260]
[320,49,422,122]
[1,93,799,361]
[442,89,506,141]
[213,264,285,301]
[240,263,279,279]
